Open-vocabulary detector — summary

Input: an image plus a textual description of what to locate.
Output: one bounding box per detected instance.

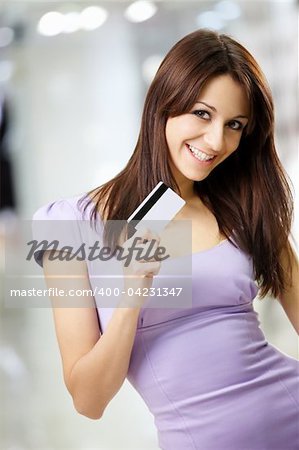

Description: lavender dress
[32,194,299,450]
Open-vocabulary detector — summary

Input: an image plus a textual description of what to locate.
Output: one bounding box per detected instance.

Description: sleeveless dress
[32,194,299,450]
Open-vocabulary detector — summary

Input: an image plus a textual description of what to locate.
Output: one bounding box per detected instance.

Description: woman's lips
[185,144,216,165]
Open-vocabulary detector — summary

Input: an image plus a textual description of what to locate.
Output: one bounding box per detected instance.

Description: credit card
[127,181,185,237]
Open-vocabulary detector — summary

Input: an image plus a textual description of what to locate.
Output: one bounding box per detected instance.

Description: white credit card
[127,181,185,236]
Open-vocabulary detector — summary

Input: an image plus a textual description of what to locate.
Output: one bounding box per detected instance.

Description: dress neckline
[163,237,232,263]
[191,237,230,256]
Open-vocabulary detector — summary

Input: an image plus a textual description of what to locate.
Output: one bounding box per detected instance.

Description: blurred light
[196,11,225,30]
[214,0,241,20]
[80,6,108,30]
[37,11,64,36]
[62,12,81,33]
[0,346,28,380]
[0,60,15,83]
[124,1,157,23]
[142,54,163,84]
[0,27,14,47]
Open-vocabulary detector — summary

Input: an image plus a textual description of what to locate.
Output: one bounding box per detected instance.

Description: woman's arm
[277,240,299,335]
[43,250,141,420]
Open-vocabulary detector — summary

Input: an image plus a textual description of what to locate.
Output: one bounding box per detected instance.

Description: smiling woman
[32,29,299,450]
[165,74,250,185]
[82,29,294,301]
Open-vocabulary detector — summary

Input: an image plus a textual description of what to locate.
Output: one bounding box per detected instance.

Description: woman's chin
[186,171,211,182]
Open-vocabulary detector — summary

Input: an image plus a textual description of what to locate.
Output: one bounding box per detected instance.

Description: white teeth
[188,145,215,161]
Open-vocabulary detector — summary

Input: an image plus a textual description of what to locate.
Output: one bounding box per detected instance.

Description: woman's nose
[202,123,224,153]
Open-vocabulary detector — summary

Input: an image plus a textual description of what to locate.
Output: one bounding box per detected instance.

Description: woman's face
[165,74,250,184]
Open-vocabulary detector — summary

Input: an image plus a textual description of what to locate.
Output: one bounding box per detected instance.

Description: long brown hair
[78,29,294,299]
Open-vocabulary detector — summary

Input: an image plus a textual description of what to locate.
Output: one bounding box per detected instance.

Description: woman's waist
[137,300,257,330]
[129,311,298,406]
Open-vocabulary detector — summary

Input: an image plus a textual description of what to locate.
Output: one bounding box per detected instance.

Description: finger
[138,238,162,261]
[126,227,148,245]
[123,228,161,259]
[137,226,159,241]
[135,261,161,276]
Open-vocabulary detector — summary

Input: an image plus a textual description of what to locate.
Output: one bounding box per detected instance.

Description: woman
[33,29,299,449]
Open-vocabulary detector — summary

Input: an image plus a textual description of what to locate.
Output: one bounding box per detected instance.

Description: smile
[187,144,216,162]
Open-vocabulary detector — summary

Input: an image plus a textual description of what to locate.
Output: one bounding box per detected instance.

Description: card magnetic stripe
[128,183,168,225]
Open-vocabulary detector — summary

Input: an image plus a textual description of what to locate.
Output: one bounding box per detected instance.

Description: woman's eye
[193,109,210,119]
[228,120,243,131]
[192,111,245,131]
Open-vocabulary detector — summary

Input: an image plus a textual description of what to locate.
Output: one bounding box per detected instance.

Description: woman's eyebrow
[195,101,249,119]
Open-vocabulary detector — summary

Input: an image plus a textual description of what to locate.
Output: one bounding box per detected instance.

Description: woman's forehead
[195,74,250,116]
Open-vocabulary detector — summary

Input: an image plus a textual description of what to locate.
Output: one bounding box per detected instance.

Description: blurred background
[0,0,298,449]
